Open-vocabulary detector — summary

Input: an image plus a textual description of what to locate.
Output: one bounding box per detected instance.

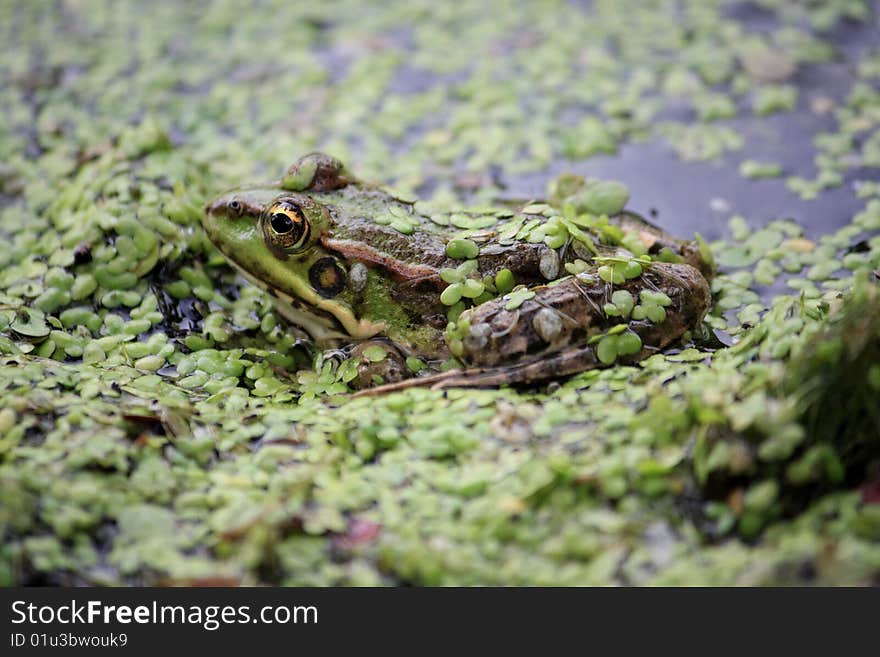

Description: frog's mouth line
[225,260,351,343]
[266,284,351,345]
[225,260,391,346]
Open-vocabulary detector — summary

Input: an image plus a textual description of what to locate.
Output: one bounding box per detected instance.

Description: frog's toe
[348,341,408,390]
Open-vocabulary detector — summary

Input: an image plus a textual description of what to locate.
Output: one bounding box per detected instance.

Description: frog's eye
[263,201,311,254]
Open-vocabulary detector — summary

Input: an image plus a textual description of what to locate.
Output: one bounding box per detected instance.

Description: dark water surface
[503,3,880,240]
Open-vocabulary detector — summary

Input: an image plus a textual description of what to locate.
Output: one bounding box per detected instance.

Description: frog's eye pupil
[229,200,241,213]
[271,213,294,233]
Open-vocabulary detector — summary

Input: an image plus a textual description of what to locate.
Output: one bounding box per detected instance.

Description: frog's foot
[351,345,599,397]
[347,340,409,390]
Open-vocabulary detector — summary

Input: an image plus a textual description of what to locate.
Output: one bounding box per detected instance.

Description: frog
[202,153,713,393]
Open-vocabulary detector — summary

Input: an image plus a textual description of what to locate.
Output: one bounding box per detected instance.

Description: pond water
[502,6,880,240]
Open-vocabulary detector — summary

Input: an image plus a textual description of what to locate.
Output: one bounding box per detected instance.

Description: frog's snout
[201,194,251,251]
[204,190,267,222]
[200,202,224,250]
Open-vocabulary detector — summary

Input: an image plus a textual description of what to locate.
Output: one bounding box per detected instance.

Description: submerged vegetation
[0,0,879,585]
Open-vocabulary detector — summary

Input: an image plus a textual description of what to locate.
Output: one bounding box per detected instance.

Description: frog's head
[202,154,387,342]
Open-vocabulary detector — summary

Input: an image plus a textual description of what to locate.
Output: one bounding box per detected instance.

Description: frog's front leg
[347,340,409,389]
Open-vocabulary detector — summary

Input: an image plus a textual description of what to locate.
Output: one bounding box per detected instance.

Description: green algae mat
[1,0,879,586]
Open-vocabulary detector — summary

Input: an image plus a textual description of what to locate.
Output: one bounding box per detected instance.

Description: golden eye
[263,201,311,254]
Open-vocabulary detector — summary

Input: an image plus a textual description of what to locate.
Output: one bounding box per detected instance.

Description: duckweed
[0,0,878,587]
[494,269,516,294]
[739,160,784,179]
[570,180,631,216]
[445,238,480,260]
[596,330,642,365]
[603,290,635,318]
[503,287,536,311]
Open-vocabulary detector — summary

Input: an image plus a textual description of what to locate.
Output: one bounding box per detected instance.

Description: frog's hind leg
[354,261,712,397]
[431,345,600,389]
[351,345,599,397]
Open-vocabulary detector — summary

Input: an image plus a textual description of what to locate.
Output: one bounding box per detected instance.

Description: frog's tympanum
[203,153,713,393]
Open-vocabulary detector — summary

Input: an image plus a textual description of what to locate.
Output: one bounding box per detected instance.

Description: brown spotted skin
[458,262,710,368]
